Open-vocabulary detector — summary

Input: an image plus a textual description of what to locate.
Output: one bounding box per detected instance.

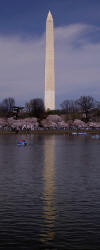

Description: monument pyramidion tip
[47,10,53,20]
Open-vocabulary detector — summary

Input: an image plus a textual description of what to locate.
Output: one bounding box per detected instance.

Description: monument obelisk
[44,11,55,110]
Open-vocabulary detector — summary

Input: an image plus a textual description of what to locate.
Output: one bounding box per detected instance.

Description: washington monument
[44,11,55,110]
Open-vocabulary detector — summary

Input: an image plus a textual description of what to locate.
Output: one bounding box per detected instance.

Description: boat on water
[78,132,87,135]
[91,135,100,139]
[72,132,88,136]
[17,140,27,146]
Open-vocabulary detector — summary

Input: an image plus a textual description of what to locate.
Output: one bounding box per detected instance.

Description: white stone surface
[45,90,55,110]
[45,11,55,110]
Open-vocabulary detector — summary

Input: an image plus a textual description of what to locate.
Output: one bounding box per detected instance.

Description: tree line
[0,95,100,121]
[60,96,99,121]
[0,97,45,119]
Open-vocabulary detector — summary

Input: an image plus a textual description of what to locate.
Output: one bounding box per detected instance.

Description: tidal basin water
[0,134,100,249]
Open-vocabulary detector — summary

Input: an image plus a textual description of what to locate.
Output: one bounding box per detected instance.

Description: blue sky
[0,0,100,107]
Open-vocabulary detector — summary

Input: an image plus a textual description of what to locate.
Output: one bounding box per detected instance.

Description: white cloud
[0,23,100,107]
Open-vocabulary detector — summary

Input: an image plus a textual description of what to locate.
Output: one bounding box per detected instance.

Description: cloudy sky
[0,0,100,107]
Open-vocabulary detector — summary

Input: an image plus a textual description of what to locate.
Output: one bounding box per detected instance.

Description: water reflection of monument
[41,136,56,244]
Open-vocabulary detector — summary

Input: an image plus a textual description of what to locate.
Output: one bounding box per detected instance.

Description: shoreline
[0,129,100,135]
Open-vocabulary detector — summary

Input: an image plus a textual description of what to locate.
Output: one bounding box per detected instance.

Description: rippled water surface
[0,134,100,249]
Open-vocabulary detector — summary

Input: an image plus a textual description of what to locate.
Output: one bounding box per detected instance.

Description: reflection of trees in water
[40,136,56,244]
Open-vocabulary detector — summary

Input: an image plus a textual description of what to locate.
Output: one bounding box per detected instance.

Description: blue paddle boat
[17,140,27,146]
